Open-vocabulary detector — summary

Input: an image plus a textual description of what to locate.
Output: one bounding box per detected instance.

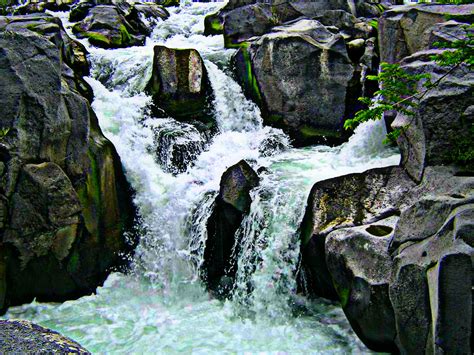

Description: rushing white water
[5,2,400,353]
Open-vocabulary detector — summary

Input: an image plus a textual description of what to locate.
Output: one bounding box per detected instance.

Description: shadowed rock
[203,160,259,296]
[0,14,135,314]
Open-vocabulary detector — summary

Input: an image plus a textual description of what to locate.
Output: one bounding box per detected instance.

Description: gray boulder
[0,15,135,313]
[300,165,474,352]
[0,320,89,353]
[300,166,415,300]
[147,45,214,127]
[378,4,474,64]
[203,160,259,296]
[233,19,357,146]
[393,51,474,182]
[71,3,168,48]
[325,216,398,352]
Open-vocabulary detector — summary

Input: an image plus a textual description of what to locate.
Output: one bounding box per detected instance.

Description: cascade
[5,2,400,352]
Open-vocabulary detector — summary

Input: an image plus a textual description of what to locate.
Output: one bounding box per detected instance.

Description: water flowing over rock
[0,320,90,353]
[147,45,215,129]
[0,14,134,313]
[203,160,259,296]
[233,19,357,146]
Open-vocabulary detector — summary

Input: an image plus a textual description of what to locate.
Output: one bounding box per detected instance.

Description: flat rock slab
[0,320,89,353]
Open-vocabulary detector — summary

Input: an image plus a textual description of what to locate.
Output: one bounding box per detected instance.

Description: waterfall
[5,3,400,353]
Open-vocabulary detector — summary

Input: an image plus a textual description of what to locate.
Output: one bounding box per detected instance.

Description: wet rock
[0,319,89,353]
[325,216,398,352]
[0,15,135,313]
[147,45,214,127]
[393,51,474,182]
[378,4,474,64]
[233,19,357,146]
[203,160,259,296]
[69,0,96,23]
[222,2,302,47]
[300,166,414,300]
[389,197,473,354]
[71,3,168,49]
[72,5,145,48]
[151,120,206,175]
[300,164,474,352]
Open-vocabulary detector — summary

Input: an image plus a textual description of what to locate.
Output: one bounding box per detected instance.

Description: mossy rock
[147,45,214,125]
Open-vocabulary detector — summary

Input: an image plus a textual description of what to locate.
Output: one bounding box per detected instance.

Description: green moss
[118,24,131,45]
[239,44,263,105]
[66,249,80,274]
[87,32,112,47]
[77,149,102,240]
[336,285,351,308]
[210,18,223,33]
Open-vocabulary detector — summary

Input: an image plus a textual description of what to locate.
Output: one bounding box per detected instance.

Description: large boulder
[222,2,302,47]
[393,50,474,182]
[389,195,473,355]
[233,19,358,146]
[300,166,415,300]
[0,15,135,313]
[378,4,474,64]
[146,45,215,128]
[300,165,474,352]
[71,3,168,48]
[203,160,259,296]
[0,320,89,353]
[325,216,398,352]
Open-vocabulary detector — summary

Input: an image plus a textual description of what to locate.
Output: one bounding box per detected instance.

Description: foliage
[345,24,474,162]
[0,127,10,141]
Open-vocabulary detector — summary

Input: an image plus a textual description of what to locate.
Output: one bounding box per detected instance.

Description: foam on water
[5,2,400,353]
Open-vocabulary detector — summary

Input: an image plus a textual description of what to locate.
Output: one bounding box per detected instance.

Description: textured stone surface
[393,51,474,182]
[0,320,89,353]
[203,160,259,296]
[147,45,214,127]
[233,19,357,146]
[379,4,474,64]
[71,3,168,49]
[0,15,135,313]
[300,165,474,352]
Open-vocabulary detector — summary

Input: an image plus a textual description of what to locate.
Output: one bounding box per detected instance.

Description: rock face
[233,19,357,146]
[378,4,474,64]
[71,3,168,48]
[0,14,135,313]
[208,0,385,146]
[203,160,259,296]
[0,320,89,353]
[394,51,474,182]
[147,45,215,128]
[300,165,473,352]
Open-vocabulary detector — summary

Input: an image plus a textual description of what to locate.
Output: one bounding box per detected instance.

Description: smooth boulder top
[385,3,474,16]
[0,320,89,353]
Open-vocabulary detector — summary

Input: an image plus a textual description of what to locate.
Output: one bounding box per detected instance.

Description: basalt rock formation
[147,45,215,130]
[203,160,259,296]
[208,0,384,146]
[0,13,135,314]
[71,2,169,48]
[299,4,474,352]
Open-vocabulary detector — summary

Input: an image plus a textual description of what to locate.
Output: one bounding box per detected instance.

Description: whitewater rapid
[5,2,400,353]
